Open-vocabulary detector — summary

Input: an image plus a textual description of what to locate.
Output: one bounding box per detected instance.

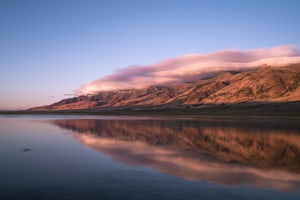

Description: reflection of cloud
[75,134,300,191]
[76,45,300,95]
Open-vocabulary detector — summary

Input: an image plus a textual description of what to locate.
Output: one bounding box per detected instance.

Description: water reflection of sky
[51,117,300,192]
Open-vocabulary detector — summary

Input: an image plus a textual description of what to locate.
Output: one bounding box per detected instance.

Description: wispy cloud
[64,93,76,97]
[76,45,300,95]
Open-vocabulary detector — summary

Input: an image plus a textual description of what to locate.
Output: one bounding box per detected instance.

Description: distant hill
[30,64,300,111]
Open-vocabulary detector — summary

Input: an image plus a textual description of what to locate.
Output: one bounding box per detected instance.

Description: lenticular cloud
[76,45,300,95]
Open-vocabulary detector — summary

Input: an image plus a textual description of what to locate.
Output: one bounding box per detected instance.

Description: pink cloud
[76,45,300,95]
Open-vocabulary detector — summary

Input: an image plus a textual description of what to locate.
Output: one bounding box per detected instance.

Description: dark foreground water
[0,115,300,200]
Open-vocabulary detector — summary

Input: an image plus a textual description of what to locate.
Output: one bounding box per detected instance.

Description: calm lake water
[0,115,300,200]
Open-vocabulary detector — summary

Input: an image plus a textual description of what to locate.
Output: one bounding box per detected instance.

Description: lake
[0,115,300,200]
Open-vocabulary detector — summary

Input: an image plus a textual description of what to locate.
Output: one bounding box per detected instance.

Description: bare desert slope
[31,64,300,111]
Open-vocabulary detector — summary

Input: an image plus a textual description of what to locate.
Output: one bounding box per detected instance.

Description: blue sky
[0,0,299,109]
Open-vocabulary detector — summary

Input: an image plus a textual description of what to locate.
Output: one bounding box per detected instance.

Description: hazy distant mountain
[30,64,300,111]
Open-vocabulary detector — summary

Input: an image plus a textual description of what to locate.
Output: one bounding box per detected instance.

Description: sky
[0,0,300,110]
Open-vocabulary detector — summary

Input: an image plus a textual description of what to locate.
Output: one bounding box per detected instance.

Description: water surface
[0,115,300,200]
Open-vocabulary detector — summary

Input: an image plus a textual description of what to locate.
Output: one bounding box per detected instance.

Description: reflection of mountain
[51,118,300,190]
[53,118,300,171]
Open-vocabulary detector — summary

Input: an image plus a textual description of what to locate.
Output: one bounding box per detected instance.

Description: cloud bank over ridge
[76,45,300,95]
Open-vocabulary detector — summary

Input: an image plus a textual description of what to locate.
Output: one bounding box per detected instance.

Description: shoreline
[1,101,300,118]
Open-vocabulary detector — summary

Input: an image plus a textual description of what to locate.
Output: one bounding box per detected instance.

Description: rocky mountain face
[31,64,300,111]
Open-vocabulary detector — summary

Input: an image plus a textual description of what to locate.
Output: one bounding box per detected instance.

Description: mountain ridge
[30,64,300,111]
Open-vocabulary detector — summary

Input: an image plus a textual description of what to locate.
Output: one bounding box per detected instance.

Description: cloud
[76,45,300,95]
[64,93,76,97]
